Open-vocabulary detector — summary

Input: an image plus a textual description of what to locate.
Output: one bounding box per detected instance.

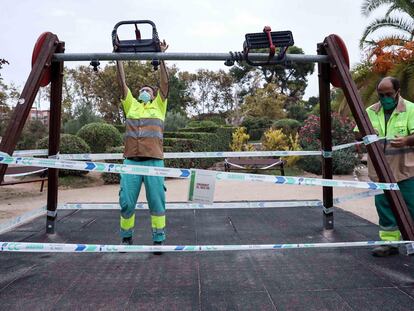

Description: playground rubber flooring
[0,205,413,310]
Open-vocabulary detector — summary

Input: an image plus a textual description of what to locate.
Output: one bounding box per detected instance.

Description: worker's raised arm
[116,61,129,100]
[159,40,169,101]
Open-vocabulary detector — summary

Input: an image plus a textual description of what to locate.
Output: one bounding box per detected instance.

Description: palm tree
[360,0,414,49]
[336,62,382,115]
[335,1,414,115]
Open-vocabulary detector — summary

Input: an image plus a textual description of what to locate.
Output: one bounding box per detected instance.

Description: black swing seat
[244,30,294,50]
[112,20,161,53]
[243,29,294,66]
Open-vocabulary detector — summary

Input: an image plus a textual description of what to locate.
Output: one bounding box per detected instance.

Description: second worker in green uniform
[356,76,414,257]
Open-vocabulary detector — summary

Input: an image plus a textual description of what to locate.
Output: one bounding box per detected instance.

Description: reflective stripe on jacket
[121,88,167,159]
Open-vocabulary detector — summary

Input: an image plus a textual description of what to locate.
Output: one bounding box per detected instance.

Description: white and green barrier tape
[58,190,383,211]
[0,240,411,253]
[0,152,399,191]
[0,206,46,234]
[59,200,322,211]
[10,138,380,161]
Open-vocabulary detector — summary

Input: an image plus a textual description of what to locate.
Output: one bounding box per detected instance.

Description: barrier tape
[0,152,399,190]
[0,206,46,234]
[363,134,381,145]
[59,200,322,210]
[333,190,383,205]
[4,154,378,192]
[12,149,48,157]
[56,150,321,160]
[5,168,47,177]
[11,136,391,161]
[58,190,383,211]
[0,240,410,253]
[10,140,370,161]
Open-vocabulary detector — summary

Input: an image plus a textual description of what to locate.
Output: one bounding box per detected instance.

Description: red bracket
[263,26,275,59]
[135,24,141,40]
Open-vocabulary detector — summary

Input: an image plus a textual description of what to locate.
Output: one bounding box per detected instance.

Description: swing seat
[112,20,161,53]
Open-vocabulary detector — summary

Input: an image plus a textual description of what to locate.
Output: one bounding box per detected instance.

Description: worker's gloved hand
[160,40,169,52]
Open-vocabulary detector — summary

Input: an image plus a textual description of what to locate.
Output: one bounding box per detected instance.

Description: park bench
[1,166,48,192]
[224,157,286,176]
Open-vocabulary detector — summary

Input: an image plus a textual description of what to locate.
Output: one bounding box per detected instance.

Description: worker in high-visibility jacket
[356,76,414,257]
[115,40,169,252]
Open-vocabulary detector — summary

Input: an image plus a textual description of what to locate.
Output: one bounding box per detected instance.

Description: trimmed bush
[164,138,211,169]
[193,112,227,125]
[113,124,125,134]
[101,146,124,184]
[186,120,219,128]
[176,126,236,151]
[164,112,189,131]
[164,132,216,141]
[178,126,219,133]
[77,122,122,153]
[241,116,273,141]
[37,134,90,176]
[215,126,237,151]
[272,118,302,136]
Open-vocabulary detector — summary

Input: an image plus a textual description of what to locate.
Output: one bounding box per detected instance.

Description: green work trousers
[119,159,166,242]
[375,177,414,241]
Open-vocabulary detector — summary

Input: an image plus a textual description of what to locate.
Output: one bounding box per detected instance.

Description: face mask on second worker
[379,92,399,111]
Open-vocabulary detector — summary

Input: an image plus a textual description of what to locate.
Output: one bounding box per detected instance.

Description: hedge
[101,146,124,184]
[101,125,237,184]
[37,134,90,176]
[178,126,220,133]
[272,118,302,136]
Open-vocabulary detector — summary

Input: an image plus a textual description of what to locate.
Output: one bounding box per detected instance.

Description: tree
[16,120,48,150]
[360,0,414,49]
[241,83,286,119]
[0,58,9,109]
[336,39,414,115]
[185,69,235,115]
[167,70,193,114]
[0,59,14,137]
[65,61,192,124]
[335,62,381,115]
[230,46,314,101]
[260,46,315,100]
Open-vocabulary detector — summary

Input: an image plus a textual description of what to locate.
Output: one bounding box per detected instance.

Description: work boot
[372,245,399,257]
[121,237,133,245]
[153,241,163,256]
[120,237,133,253]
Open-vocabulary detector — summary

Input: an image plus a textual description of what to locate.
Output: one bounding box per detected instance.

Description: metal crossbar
[52,52,329,63]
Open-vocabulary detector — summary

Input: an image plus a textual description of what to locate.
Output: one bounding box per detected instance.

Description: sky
[0,0,380,106]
